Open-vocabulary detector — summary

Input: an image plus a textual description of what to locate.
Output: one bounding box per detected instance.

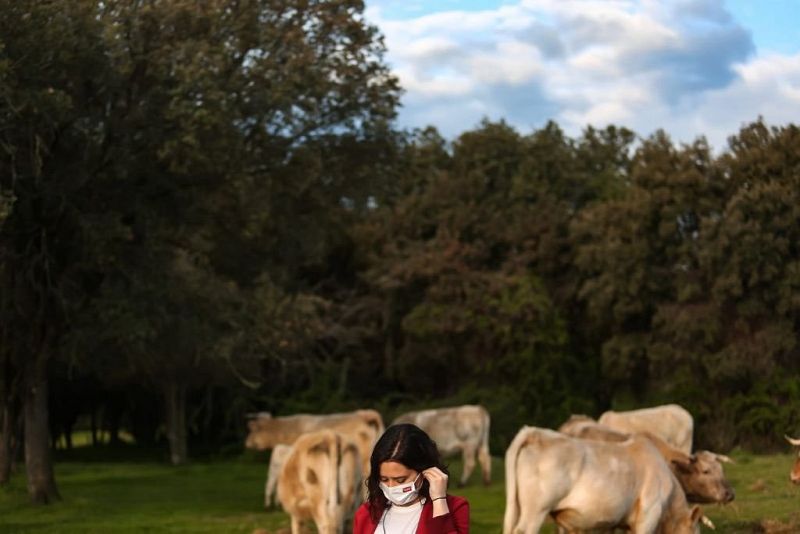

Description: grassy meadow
[1,446,798,533]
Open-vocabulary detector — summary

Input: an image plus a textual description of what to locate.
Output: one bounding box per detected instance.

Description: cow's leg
[478,442,492,486]
[311,496,334,534]
[629,504,661,534]
[265,464,280,508]
[290,515,303,534]
[459,445,477,486]
[516,509,549,534]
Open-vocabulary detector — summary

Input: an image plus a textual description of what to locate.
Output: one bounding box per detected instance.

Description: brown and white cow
[598,404,694,455]
[503,426,702,534]
[558,417,735,504]
[785,435,800,484]
[392,404,491,486]
[276,429,362,534]
[245,409,384,482]
[264,443,293,508]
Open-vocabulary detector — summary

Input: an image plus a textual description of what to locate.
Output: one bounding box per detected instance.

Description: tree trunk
[163,382,187,465]
[0,400,13,485]
[0,348,16,485]
[23,354,60,504]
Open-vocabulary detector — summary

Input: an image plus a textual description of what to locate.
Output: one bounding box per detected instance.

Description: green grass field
[1,447,798,533]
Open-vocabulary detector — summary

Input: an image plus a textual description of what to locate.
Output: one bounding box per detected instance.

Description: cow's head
[670,504,703,534]
[671,450,735,503]
[244,413,273,450]
[785,435,800,484]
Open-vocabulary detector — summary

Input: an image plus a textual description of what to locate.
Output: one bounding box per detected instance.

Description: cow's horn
[785,435,800,446]
[701,515,716,530]
[714,453,734,464]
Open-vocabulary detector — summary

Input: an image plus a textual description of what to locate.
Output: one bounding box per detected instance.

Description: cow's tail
[502,426,531,534]
[329,431,342,534]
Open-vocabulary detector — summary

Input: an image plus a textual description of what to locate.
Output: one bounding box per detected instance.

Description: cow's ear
[671,458,693,473]
[690,505,703,524]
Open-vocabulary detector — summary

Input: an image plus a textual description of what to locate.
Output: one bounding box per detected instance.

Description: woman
[353,423,469,534]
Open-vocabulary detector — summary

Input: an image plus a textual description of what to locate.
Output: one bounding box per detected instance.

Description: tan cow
[558,417,735,504]
[276,429,361,534]
[264,443,293,508]
[503,426,702,534]
[391,404,491,486]
[785,435,800,484]
[598,404,694,455]
[245,409,384,481]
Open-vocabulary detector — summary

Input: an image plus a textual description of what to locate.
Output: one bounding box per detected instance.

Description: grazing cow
[785,435,800,484]
[391,404,491,486]
[277,429,361,534]
[264,444,293,508]
[558,417,735,504]
[245,409,384,480]
[598,404,694,455]
[503,426,702,534]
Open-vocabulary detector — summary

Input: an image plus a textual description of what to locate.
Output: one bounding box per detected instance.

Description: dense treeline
[1,1,799,505]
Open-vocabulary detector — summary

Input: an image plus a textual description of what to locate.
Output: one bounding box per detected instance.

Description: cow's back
[393,405,488,455]
[246,410,382,460]
[599,404,693,454]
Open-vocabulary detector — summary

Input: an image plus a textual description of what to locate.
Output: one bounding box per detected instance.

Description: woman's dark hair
[365,423,449,522]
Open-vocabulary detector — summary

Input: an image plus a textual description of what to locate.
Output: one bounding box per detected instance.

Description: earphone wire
[381,500,424,534]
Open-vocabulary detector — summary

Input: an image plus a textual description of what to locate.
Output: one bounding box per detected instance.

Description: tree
[570,131,720,405]
[0,0,112,502]
[690,121,800,447]
[2,0,400,484]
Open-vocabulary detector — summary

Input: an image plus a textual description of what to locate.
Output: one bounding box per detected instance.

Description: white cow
[598,404,694,455]
[558,416,735,504]
[264,444,293,508]
[503,426,702,534]
[277,429,362,534]
[392,404,491,486]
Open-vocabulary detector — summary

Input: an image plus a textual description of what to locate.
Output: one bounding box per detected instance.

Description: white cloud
[469,41,544,85]
[364,0,800,151]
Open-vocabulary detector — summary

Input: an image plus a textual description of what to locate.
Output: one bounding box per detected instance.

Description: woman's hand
[422,467,449,500]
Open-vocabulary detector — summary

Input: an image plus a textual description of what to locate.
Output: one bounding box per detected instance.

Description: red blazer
[352,495,469,534]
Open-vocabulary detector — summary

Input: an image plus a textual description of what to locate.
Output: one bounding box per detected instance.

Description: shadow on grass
[54,443,165,463]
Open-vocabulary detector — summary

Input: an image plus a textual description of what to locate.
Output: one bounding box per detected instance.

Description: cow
[276,429,362,534]
[785,435,800,484]
[558,417,735,504]
[264,443,293,508]
[391,404,491,486]
[598,404,694,455]
[245,409,384,482]
[503,426,702,534]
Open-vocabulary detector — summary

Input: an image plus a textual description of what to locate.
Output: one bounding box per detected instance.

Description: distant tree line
[2,1,799,505]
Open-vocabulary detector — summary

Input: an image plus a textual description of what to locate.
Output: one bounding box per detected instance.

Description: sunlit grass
[53,430,136,449]
[0,447,798,533]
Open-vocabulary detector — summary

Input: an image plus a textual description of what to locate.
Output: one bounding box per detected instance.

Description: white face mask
[380,472,421,506]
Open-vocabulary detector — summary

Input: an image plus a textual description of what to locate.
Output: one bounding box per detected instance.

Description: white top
[375,500,425,534]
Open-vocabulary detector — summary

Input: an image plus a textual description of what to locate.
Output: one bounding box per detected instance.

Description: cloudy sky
[363,0,800,152]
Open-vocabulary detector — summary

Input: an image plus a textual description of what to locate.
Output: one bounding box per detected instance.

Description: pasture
[0,447,798,533]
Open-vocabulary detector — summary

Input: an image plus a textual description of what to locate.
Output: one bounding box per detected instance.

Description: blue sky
[363,0,800,152]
